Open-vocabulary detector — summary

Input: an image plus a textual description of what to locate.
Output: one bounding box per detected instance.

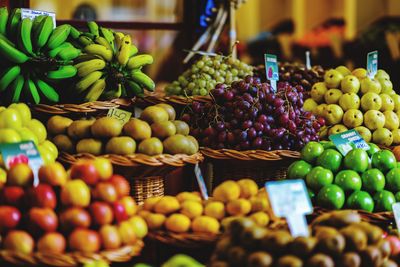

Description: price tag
[329,129,370,156]
[266,179,312,237]
[107,108,132,125]
[393,203,400,230]
[367,51,378,78]
[264,54,279,93]
[305,51,311,70]
[21,8,56,28]
[0,141,43,186]
[134,107,143,118]
[194,163,208,200]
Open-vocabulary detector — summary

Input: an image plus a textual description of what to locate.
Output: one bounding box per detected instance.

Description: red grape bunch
[181,76,325,151]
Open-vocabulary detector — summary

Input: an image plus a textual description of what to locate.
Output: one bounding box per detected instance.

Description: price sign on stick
[266,179,312,237]
[367,51,378,78]
[305,51,311,70]
[264,54,279,93]
[21,8,56,28]
[194,163,208,200]
[329,129,370,156]
[107,108,132,125]
[393,203,400,230]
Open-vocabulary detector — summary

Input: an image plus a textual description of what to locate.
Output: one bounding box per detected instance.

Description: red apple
[0,206,21,232]
[60,207,91,231]
[89,201,113,225]
[4,230,34,254]
[113,201,128,222]
[28,207,58,233]
[99,224,121,250]
[94,182,117,203]
[109,175,130,197]
[120,196,137,216]
[68,228,101,253]
[93,158,113,180]
[1,186,25,207]
[70,160,100,186]
[386,235,400,256]
[39,162,67,186]
[37,232,66,254]
[27,184,57,209]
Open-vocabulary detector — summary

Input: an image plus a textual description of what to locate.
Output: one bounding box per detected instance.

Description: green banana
[130,70,155,91]
[127,54,154,70]
[87,21,99,37]
[0,65,21,91]
[130,45,138,57]
[117,35,131,66]
[76,59,106,77]
[95,36,113,51]
[81,32,96,39]
[35,78,59,102]
[32,15,46,33]
[46,24,71,50]
[0,7,9,35]
[10,74,24,103]
[25,77,40,104]
[102,83,122,99]
[34,16,54,51]
[47,42,73,58]
[99,27,114,52]
[0,32,15,47]
[0,39,29,63]
[6,8,21,40]
[125,79,144,96]
[73,54,102,66]
[17,18,33,55]
[78,35,94,46]
[47,65,77,80]
[58,47,81,61]
[85,78,106,101]
[76,70,103,92]
[69,25,81,39]
[84,44,112,61]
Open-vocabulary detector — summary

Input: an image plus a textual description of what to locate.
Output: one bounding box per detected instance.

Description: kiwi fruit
[306,253,335,267]
[315,228,345,256]
[340,252,361,267]
[52,134,75,153]
[377,239,391,260]
[227,246,247,267]
[276,255,303,267]
[329,210,361,227]
[261,230,293,255]
[360,246,382,267]
[215,237,232,260]
[340,226,367,251]
[247,251,273,267]
[240,226,268,248]
[289,236,318,258]
[227,217,256,240]
[356,222,383,244]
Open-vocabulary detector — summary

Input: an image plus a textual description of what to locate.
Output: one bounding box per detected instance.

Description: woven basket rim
[0,241,143,267]
[139,92,211,105]
[312,207,394,223]
[58,151,204,167]
[200,147,301,161]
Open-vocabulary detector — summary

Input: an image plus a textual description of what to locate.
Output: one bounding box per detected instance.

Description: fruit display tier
[138,92,212,107]
[0,242,143,267]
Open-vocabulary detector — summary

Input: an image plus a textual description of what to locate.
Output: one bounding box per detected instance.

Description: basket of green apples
[288,141,400,219]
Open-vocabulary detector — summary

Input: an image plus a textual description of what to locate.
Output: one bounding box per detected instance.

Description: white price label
[21,8,56,28]
[194,163,208,200]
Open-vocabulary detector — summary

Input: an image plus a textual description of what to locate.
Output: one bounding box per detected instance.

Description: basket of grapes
[182,76,324,189]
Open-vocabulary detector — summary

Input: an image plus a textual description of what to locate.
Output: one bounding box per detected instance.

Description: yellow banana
[76,70,103,92]
[127,54,154,70]
[116,35,131,67]
[84,44,112,62]
[95,36,113,51]
[85,78,106,102]
[114,31,125,50]
[77,59,106,77]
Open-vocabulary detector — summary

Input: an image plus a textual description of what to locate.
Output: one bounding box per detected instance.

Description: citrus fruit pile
[138,179,272,235]
[288,141,400,212]
[47,104,198,156]
[210,210,398,267]
[304,66,400,146]
[0,158,146,255]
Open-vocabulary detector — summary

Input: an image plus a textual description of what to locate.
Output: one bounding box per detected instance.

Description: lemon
[26,119,47,143]
[165,214,191,233]
[154,196,180,214]
[143,196,162,211]
[191,216,220,234]
[213,180,240,202]
[180,200,203,219]
[176,192,202,203]
[226,198,252,216]
[237,179,258,198]
[204,201,225,220]
[144,213,166,230]
[250,211,270,227]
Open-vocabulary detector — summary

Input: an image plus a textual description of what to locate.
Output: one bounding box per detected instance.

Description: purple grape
[242,120,253,129]
[247,128,257,140]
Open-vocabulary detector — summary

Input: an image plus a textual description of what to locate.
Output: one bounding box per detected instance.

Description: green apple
[335,66,352,77]
[306,166,334,192]
[361,92,382,111]
[343,109,363,128]
[311,82,328,103]
[352,68,367,80]
[371,150,397,172]
[316,149,343,173]
[340,75,360,94]
[313,104,328,117]
[323,104,344,126]
[343,148,369,173]
[395,192,400,202]
[308,188,316,202]
[392,129,400,145]
[328,124,348,136]
[364,110,385,130]
[339,93,360,111]
[372,128,393,147]
[383,111,399,130]
[16,127,39,145]
[377,77,393,94]
[391,94,400,112]
[0,128,21,143]
[8,103,31,126]
[303,98,318,112]
[386,168,400,192]
[324,89,343,104]
[334,170,362,192]
[367,143,380,157]
[320,141,335,150]
[373,190,396,212]
[0,108,22,129]
[354,126,372,143]
[375,69,390,80]
[287,160,312,180]
[317,184,345,210]
[361,168,385,193]
[301,141,324,164]
[324,69,344,89]
[360,77,382,94]
[346,191,374,212]
[380,94,395,112]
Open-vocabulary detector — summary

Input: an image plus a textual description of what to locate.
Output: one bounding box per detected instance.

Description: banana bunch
[0,7,80,104]
[71,21,155,102]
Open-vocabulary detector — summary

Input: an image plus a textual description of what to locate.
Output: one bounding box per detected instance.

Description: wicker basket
[200,148,300,190]
[0,242,143,267]
[138,92,211,106]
